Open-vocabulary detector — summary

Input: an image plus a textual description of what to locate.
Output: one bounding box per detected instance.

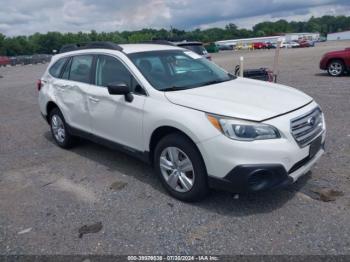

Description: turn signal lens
[207,115,222,132]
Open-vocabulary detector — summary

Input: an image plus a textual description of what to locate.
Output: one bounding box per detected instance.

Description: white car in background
[38,42,326,201]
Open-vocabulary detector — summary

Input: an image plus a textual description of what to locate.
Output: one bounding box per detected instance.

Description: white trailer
[327,31,350,41]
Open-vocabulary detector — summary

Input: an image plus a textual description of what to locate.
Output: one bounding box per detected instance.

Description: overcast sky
[0,0,349,36]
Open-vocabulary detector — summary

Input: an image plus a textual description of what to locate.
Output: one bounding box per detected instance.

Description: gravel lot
[0,41,350,255]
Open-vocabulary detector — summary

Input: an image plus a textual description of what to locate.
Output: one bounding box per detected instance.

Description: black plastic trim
[66,124,151,164]
[59,42,123,54]
[289,139,325,174]
[208,164,292,193]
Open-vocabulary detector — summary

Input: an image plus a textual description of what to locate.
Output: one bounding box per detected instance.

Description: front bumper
[197,102,326,193]
[208,144,324,193]
[319,57,328,70]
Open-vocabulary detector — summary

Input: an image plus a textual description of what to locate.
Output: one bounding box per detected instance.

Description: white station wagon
[38,42,326,201]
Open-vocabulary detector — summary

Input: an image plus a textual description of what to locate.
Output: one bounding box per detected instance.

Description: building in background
[327,30,350,41]
[216,32,320,47]
[216,36,281,47]
[284,33,320,42]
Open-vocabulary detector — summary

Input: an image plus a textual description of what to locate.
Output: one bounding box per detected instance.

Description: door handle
[88,96,100,103]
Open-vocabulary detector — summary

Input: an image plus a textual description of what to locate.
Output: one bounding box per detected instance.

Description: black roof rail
[59,41,123,53]
[141,40,175,46]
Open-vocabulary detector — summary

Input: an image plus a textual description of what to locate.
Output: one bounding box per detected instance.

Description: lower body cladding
[197,102,326,193]
[207,145,324,193]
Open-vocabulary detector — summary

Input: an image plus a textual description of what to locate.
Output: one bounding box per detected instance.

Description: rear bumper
[208,144,325,193]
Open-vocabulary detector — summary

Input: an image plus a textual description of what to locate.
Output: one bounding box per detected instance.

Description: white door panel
[88,87,145,151]
[54,79,91,132]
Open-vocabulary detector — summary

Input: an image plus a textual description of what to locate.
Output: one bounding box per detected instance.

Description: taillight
[207,55,212,60]
[37,79,42,91]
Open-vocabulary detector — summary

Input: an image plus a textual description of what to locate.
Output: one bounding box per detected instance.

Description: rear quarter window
[49,57,68,78]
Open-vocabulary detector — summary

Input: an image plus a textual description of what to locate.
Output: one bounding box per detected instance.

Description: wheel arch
[327,57,345,67]
[148,126,206,172]
[46,101,59,123]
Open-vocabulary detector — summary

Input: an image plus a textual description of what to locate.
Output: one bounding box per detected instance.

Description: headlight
[207,114,280,141]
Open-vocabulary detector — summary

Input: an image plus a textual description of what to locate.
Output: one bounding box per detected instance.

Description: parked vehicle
[298,40,312,48]
[0,56,10,67]
[38,42,326,201]
[204,43,219,53]
[266,42,276,49]
[253,42,267,49]
[173,41,211,60]
[234,66,273,82]
[308,41,315,47]
[16,55,32,65]
[236,43,254,50]
[218,44,233,51]
[320,47,350,76]
[286,42,300,48]
[32,54,51,64]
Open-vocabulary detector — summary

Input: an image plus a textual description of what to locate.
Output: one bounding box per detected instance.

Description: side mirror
[107,82,133,102]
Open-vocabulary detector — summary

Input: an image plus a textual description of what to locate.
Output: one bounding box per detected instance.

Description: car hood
[164,78,313,121]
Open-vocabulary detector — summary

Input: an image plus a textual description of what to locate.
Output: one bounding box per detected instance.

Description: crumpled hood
[165,77,313,121]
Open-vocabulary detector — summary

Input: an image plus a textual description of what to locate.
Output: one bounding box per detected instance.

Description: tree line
[0,15,349,56]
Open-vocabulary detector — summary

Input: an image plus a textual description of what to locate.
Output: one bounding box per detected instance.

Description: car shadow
[44,132,312,216]
[315,72,349,77]
[192,173,311,217]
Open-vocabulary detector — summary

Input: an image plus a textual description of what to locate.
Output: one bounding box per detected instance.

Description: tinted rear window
[179,45,206,55]
[49,57,68,78]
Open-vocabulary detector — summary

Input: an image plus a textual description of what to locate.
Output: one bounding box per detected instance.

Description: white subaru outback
[38,42,326,201]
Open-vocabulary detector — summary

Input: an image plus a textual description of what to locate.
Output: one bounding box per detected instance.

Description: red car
[253,42,267,49]
[320,47,350,76]
[0,56,10,67]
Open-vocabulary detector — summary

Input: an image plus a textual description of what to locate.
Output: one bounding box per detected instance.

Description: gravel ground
[0,41,350,255]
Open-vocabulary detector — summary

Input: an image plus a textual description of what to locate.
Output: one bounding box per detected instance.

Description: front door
[87,54,146,151]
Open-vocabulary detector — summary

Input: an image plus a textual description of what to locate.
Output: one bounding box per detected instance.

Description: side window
[49,57,68,78]
[69,55,93,84]
[95,55,145,95]
[61,57,72,80]
[95,55,131,87]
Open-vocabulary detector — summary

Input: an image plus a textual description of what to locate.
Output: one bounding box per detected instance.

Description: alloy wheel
[51,114,65,143]
[159,147,195,193]
[328,62,343,76]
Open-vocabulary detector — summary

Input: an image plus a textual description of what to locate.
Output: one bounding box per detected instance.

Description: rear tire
[154,133,209,202]
[327,59,345,77]
[49,107,75,149]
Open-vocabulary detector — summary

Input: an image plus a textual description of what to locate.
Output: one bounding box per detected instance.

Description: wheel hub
[159,147,195,193]
[51,114,65,143]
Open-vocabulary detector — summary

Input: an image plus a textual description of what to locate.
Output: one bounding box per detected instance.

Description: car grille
[290,107,324,147]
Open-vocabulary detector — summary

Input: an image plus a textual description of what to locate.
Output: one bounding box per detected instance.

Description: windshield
[129,50,235,91]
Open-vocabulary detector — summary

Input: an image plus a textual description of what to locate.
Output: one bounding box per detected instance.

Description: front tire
[154,133,209,202]
[49,108,75,149]
[327,59,345,77]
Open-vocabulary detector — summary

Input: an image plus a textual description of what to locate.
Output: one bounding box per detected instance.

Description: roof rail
[141,40,175,46]
[59,41,123,53]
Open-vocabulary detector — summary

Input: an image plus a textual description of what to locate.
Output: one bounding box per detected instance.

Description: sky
[0,0,350,36]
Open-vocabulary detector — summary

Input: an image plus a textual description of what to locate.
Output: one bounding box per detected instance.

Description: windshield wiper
[199,75,236,87]
[199,80,224,87]
[161,86,187,92]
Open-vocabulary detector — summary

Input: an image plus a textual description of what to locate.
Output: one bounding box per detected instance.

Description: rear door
[55,55,94,133]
